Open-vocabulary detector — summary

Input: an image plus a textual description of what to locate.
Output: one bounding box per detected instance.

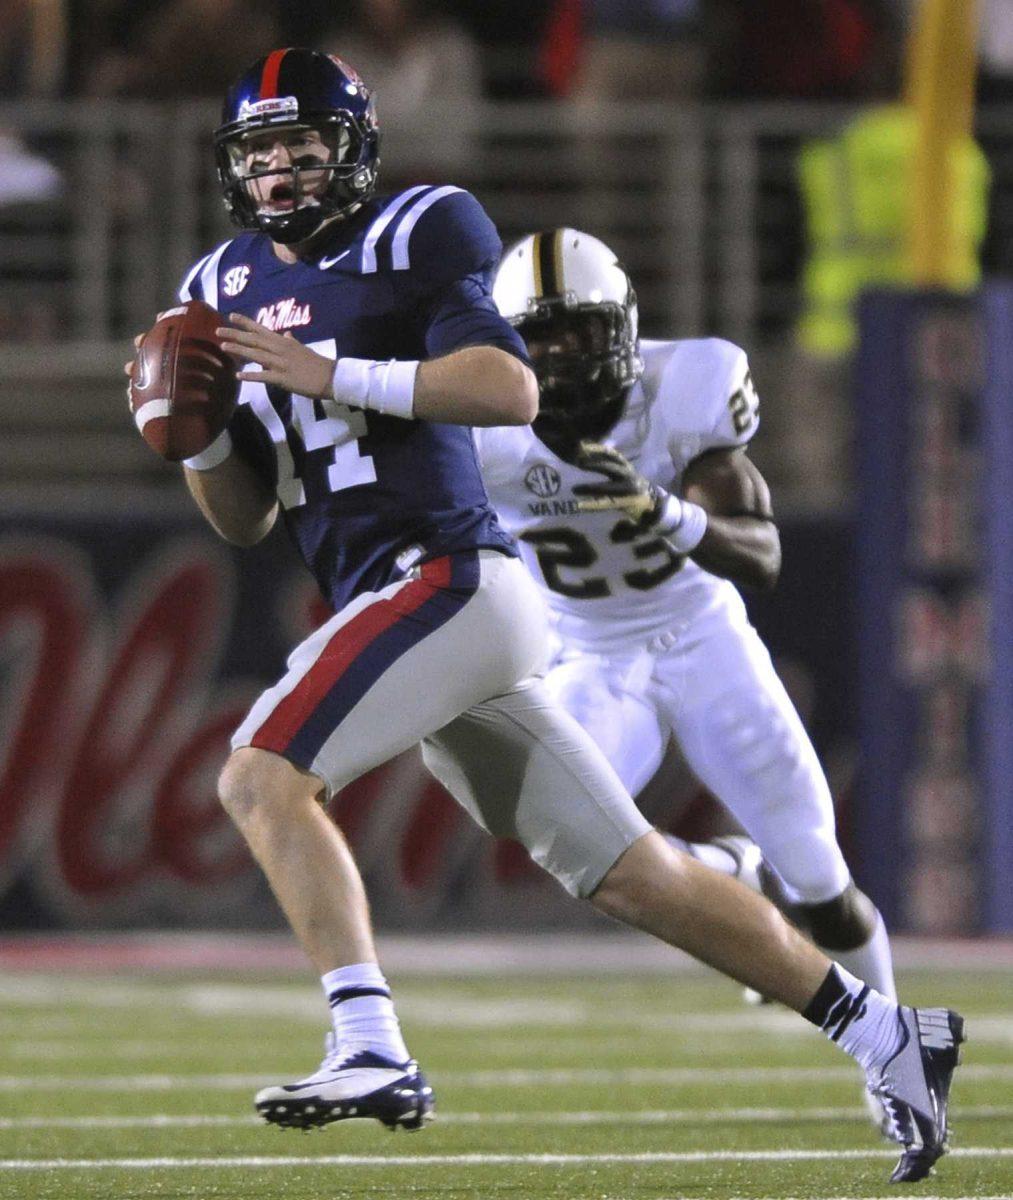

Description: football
[129,299,238,462]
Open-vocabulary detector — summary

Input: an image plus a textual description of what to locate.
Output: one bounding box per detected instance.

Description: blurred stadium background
[0,4,1010,941]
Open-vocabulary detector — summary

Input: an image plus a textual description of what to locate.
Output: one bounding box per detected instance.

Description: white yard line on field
[0,1148,1011,1171]
[0,978,793,1032]
[7,1014,1013,1050]
[179,988,812,1033]
[0,1104,1011,1130]
[1,1063,1012,1090]
[4,1041,193,1060]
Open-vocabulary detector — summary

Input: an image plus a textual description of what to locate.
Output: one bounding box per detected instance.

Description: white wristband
[656,493,708,554]
[332,357,419,419]
[183,428,232,471]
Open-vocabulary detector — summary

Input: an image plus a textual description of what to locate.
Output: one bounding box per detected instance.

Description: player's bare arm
[413,345,538,426]
[220,313,538,427]
[184,455,278,547]
[680,446,781,590]
[572,442,779,592]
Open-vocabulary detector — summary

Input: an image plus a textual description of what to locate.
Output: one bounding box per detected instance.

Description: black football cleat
[864,1006,965,1183]
[255,1035,434,1132]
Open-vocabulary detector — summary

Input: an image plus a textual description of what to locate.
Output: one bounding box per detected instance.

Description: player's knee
[218,747,309,827]
[589,831,687,923]
[218,750,263,825]
[794,881,879,951]
[548,678,612,744]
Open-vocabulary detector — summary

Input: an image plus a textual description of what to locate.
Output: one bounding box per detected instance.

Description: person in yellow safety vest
[796,104,990,358]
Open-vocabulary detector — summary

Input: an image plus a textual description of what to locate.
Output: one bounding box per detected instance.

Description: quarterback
[482,228,898,1114]
[126,51,962,1184]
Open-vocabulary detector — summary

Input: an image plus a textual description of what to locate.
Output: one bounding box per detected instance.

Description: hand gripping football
[129,299,238,462]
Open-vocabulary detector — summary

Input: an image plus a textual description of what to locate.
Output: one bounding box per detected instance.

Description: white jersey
[477,338,855,911]
[476,337,760,648]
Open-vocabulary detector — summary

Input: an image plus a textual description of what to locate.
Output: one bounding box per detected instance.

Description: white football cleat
[865,1006,965,1183]
[255,1033,434,1131]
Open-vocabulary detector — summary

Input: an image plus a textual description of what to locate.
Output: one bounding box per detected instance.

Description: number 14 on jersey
[244,337,378,508]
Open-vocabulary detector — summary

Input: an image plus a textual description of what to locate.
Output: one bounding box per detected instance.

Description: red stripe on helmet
[259,48,289,100]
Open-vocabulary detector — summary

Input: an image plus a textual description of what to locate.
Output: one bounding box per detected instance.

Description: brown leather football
[129,299,238,462]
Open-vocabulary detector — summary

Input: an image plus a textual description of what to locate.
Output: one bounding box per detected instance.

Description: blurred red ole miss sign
[0,534,254,922]
[0,516,556,931]
[0,507,862,932]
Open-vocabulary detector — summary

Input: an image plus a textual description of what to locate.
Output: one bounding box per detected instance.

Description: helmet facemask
[517,300,643,455]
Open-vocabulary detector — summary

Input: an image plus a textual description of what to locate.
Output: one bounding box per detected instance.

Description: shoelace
[319,1032,400,1074]
[308,1031,353,1076]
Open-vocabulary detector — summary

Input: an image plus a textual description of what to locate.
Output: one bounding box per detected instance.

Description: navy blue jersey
[178,185,525,611]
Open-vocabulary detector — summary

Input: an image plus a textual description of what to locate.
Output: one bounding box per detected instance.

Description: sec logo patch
[223,265,251,297]
[524,463,561,498]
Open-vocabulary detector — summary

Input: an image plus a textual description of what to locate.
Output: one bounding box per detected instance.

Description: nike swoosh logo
[319,250,351,270]
[278,1067,411,1097]
[134,354,152,390]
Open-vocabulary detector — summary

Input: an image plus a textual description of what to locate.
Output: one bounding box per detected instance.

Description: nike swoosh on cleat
[268,1067,412,1098]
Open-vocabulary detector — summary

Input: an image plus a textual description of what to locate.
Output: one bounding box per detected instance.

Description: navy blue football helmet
[215,48,380,244]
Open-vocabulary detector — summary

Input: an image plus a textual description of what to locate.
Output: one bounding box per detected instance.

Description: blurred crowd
[2,1,920,107]
[2,0,1008,107]
[3,0,1009,225]
[4,1,1006,220]
[0,0,1006,508]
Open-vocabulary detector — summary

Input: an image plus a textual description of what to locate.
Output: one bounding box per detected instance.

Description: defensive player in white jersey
[481,228,899,1122]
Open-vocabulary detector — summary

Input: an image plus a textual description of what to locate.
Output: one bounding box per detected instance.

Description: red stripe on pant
[252,557,453,754]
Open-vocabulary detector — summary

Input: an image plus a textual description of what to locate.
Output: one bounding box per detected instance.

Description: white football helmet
[493,228,643,449]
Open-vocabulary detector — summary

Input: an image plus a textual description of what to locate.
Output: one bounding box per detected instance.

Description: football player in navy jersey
[126,49,963,1183]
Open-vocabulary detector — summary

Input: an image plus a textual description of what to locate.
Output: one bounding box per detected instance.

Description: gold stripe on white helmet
[494,228,637,341]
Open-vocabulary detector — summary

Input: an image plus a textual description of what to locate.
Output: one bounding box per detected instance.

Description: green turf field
[1,964,1010,1199]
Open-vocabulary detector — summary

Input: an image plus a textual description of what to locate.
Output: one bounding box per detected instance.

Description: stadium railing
[0,99,1010,499]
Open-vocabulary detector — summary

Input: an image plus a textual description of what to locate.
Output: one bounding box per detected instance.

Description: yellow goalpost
[905,0,982,284]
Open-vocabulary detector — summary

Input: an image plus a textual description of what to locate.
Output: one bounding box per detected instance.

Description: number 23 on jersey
[521,519,685,599]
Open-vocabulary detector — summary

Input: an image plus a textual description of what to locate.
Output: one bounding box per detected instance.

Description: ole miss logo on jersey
[256,297,312,331]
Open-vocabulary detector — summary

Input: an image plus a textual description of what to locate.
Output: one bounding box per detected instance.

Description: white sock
[833,912,897,1001]
[321,962,410,1064]
[802,963,903,1071]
